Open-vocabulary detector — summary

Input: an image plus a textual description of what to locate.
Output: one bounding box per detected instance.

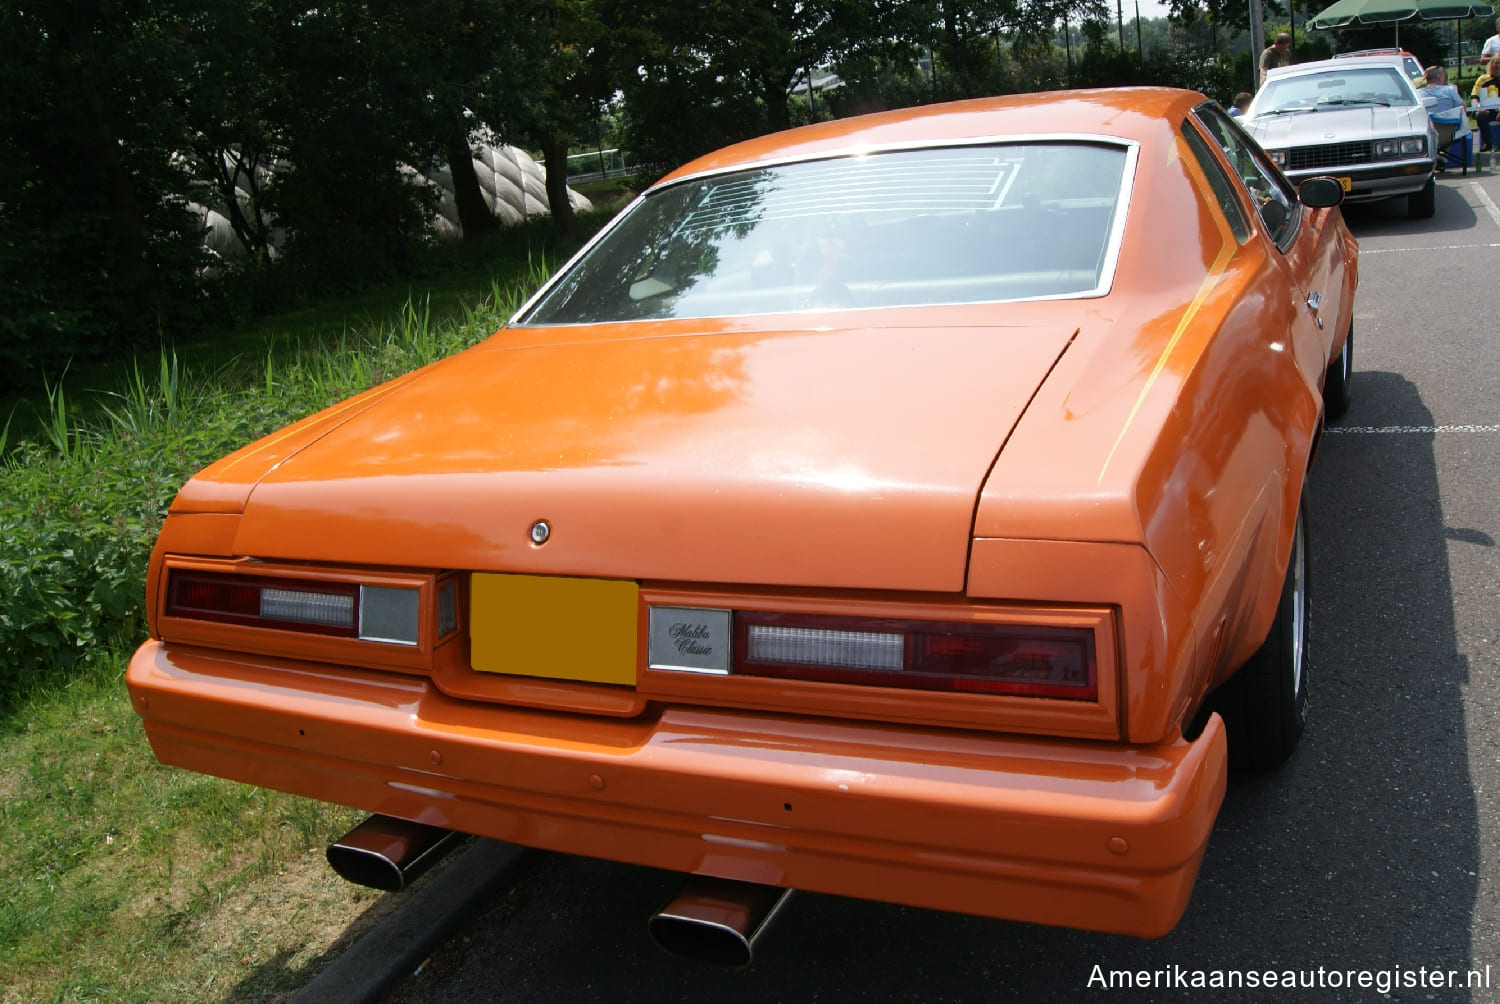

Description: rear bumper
[126,640,1228,938]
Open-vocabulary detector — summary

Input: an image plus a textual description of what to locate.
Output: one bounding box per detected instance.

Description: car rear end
[126,100,1232,940]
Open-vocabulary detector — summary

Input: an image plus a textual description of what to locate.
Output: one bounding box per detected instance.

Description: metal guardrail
[566,166,637,184]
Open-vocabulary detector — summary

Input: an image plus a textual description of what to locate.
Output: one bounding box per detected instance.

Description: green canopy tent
[1307,0,1493,53]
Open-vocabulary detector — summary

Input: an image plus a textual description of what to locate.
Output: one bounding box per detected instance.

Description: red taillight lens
[734,612,1097,700]
[166,571,359,638]
[173,577,262,619]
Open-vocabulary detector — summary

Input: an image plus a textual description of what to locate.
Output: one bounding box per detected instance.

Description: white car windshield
[1256,66,1417,115]
[520,142,1129,324]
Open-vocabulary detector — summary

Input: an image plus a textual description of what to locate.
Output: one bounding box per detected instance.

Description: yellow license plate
[470,573,638,685]
[1336,176,1352,192]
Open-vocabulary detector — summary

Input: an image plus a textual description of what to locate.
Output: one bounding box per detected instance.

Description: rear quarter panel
[974,120,1328,742]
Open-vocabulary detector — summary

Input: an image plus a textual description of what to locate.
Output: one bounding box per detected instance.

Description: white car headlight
[1375,137,1427,159]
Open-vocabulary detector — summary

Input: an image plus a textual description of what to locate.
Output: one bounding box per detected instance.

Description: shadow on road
[1337,181,1488,239]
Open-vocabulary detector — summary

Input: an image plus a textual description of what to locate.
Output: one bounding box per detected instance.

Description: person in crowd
[1260,33,1292,86]
[1423,64,1465,111]
[1472,54,1500,152]
[1481,17,1500,63]
[1423,65,1469,171]
[1227,92,1253,117]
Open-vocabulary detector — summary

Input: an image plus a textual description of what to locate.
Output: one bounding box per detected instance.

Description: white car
[1245,53,1438,218]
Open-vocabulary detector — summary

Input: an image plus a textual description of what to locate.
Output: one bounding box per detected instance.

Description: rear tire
[1408,177,1435,219]
[1323,325,1352,421]
[1218,495,1309,771]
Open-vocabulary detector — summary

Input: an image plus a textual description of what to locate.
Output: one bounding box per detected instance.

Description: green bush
[0,438,178,698]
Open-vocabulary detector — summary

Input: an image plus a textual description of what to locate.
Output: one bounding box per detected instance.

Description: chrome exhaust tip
[648,876,793,967]
[326,814,463,892]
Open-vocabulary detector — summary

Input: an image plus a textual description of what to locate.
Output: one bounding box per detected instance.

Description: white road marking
[1471,180,1500,230]
[1328,425,1500,434]
[1359,243,1500,254]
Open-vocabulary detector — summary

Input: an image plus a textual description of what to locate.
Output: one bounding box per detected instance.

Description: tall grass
[38,371,85,463]
[97,352,183,440]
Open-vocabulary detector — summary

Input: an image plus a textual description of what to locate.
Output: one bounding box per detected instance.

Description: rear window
[519,142,1130,324]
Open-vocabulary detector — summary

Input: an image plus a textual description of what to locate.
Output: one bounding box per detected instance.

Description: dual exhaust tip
[326,813,463,892]
[647,875,793,968]
[328,814,792,966]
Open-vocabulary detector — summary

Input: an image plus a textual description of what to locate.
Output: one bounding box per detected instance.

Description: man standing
[1482,18,1500,63]
[1260,32,1293,86]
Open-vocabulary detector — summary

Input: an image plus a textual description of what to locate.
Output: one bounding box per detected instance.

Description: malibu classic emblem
[648,606,732,674]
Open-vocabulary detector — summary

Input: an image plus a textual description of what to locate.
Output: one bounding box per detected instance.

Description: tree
[622,1,874,173]
[178,4,282,269]
[0,2,206,386]
[245,2,449,289]
[381,0,532,241]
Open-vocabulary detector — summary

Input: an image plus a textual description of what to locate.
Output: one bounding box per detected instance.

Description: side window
[1180,123,1253,244]
[1191,104,1299,248]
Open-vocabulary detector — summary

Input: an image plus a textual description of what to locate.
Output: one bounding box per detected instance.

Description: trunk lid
[229,321,1075,592]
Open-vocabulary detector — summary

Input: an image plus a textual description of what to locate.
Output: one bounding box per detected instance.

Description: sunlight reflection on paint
[798,466,913,495]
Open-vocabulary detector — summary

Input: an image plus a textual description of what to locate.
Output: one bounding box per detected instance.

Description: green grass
[0,212,595,1002]
[0,665,378,1003]
[175,224,569,372]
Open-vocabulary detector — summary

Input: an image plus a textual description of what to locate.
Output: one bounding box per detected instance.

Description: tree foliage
[0,3,206,387]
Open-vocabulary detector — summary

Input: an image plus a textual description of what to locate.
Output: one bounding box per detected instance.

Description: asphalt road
[372,169,1500,1004]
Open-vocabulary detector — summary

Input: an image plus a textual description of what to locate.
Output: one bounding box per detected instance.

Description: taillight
[732,612,1096,700]
[166,570,419,646]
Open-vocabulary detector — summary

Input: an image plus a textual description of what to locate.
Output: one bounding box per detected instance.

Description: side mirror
[1298,176,1346,208]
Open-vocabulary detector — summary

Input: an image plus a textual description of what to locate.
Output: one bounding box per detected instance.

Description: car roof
[1334,47,1416,59]
[1265,53,1410,81]
[1335,48,1425,78]
[654,87,1206,189]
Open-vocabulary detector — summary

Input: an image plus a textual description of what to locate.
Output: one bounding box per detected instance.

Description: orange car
[127,88,1358,953]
